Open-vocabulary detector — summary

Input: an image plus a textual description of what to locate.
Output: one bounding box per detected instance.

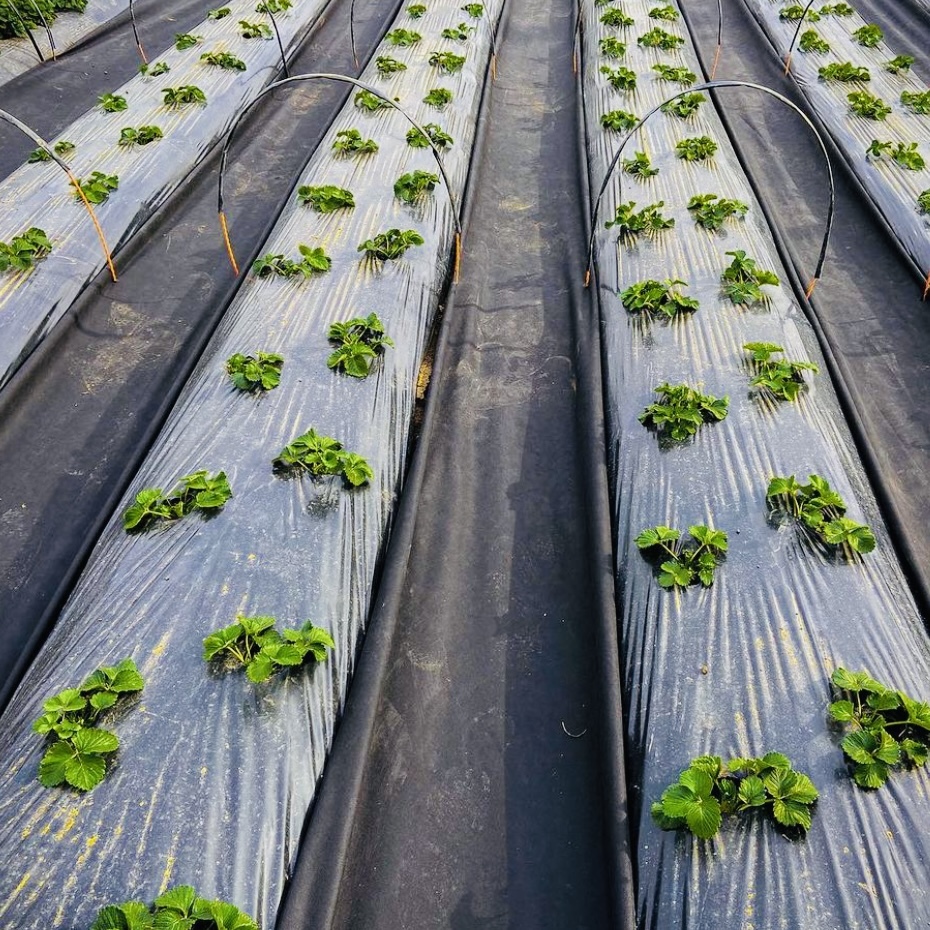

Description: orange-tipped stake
[584,267,591,288]
[219,211,239,276]
[138,44,148,64]
[711,44,721,80]
[805,277,818,299]
[923,270,930,301]
[573,49,578,74]
[784,52,793,76]
[68,173,117,282]
[492,53,497,80]
[453,232,462,283]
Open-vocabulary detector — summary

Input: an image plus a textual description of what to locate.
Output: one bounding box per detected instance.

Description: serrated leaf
[90,905,134,930]
[90,691,118,711]
[72,728,119,754]
[853,761,889,789]
[901,739,929,766]
[154,886,197,915]
[867,689,901,712]
[651,799,685,831]
[685,793,722,839]
[772,797,813,830]
[829,700,855,721]
[65,750,107,791]
[843,730,879,764]
[737,774,767,808]
[39,741,73,787]
[874,730,902,765]
[246,653,275,683]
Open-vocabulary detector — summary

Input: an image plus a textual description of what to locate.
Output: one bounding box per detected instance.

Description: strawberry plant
[847,91,890,120]
[919,190,930,213]
[208,6,231,17]
[640,382,728,440]
[649,4,678,19]
[676,135,717,161]
[28,140,75,162]
[852,24,882,47]
[819,2,853,13]
[423,87,453,108]
[635,524,728,588]
[297,185,355,212]
[600,7,634,28]
[33,658,144,791]
[600,65,637,92]
[274,428,374,486]
[99,92,128,113]
[661,92,705,119]
[429,50,466,72]
[406,123,453,149]
[377,55,407,74]
[621,278,699,317]
[599,36,627,58]
[90,887,258,930]
[327,313,394,378]
[118,125,163,147]
[175,32,202,50]
[744,342,818,400]
[652,754,818,839]
[622,150,659,177]
[605,200,674,238]
[408,3,427,15]
[652,63,696,85]
[867,140,926,170]
[818,62,869,82]
[355,90,394,111]
[687,194,749,230]
[780,4,820,20]
[201,50,247,70]
[441,22,472,40]
[885,55,913,75]
[0,227,52,273]
[74,171,119,205]
[252,244,332,277]
[462,2,483,15]
[766,474,876,553]
[123,471,232,530]
[163,85,208,107]
[204,615,335,683]
[394,169,440,202]
[829,667,930,789]
[240,19,272,37]
[637,27,683,49]
[798,30,829,53]
[721,250,779,304]
[386,27,421,45]
[900,90,930,115]
[332,128,378,155]
[257,0,292,11]
[225,352,283,391]
[601,109,638,131]
[139,60,170,76]
[358,228,424,260]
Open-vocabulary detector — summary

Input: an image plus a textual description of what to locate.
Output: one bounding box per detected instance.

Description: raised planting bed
[579,0,930,924]
[0,0,502,925]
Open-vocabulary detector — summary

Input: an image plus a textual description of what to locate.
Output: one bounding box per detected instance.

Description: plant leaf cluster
[819,2,853,13]
[852,23,882,47]
[780,3,819,20]
[139,60,170,76]
[649,4,678,19]
[622,150,659,177]
[118,125,164,147]
[394,169,440,202]
[743,342,818,401]
[604,200,674,238]
[600,64,637,91]
[919,190,930,213]
[253,244,332,277]
[239,19,272,38]
[640,382,729,441]
[74,171,119,204]
[885,55,914,75]
[829,667,930,789]
[621,278,699,317]
[358,228,425,260]
[225,351,283,391]
[721,250,779,304]
[462,2,484,16]
[355,89,393,112]
[174,32,202,50]
[638,26,683,49]
[256,0,292,11]
[847,90,890,120]
[204,615,336,683]
[407,122,453,149]
[123,470,232,530]
[661,92,705,119]
[600,108,638,132]
[652,754,818,839]
[0,0,84,39]
[799,29,829,53]
[600,7,634,28]
[208,6,232,18]
[162,85,208,107]
[386,27,421,45]
[441,22,472,40]
[429,50,466,72]
[90,886,258,930]
[635,524,728,588]
[297,184,355,212]
[0,226,52,273]
[676,135,717,161]
[376,55,407,74]
[599,36,627,58]
[333,128,378,155]
[273,428,374,486]
[28,140,75,162]
[423,87,453,108]
[652,63,696,85]
[408,3,427,15]
[99,92,128,113]
[900,90,930,115]
[818,61,869,82]
[867,140,926,170]
[327,313,394,378]
[687,193,748,230]
[33,658,144,791]
[201,50,247,70]
[766,473,876,553]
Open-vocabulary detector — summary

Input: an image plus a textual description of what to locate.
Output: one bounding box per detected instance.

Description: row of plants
[0,0,88,40]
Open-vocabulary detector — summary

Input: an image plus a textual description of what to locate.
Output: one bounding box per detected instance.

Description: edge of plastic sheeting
[0,0,335,391]
[579,0,930,927]
[0,0,505,928]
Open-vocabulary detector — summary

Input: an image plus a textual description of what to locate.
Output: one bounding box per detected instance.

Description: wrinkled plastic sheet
[741,0,930,282]
[0,0,500,926]
[0,0,332,389]
[0,0,128,86]
[579,0,930,926]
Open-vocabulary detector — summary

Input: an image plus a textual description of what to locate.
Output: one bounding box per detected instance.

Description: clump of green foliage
[900,90,930,115]
[622,150,659,177]
[163,85,208,107]
[394,169,440,202]
[376,55,407,74]
[274,428,374,486]
[819,2,853,13]
[204,615,335,683]
[174,32,202,50]
[297,184,355,212]
[355,89,393,112]
[599,36,627,58]
[600,7,634,28]
[661,92,706,119]
[885,55,914,75]
[429,50,466,72]
[358,228,425,260]
[225,351,283,391]
[423,87,453,108]
[256,0,292,11]
[207,6,231,18]
[28,140,75,162]
[919,190,930,213]
[676,135,717,161]
[867,140,926,170]
[687,193,748,230]
[640,382,728,441]
[408,2,427,15]
[33,658,144,792]
[652,754,818,839]
[90,887,258,930]
[604,200,674,238]
[252,244,332,277]
[239,19,272,38]
[201,50,247,70]
[99,92,128,113]
[852,23,882,47]
[600,64,637,91]
[721,250,779,304]
[73,171,119,204]
[407,123,453,149]
[0,0,80,39]
[118,125,163,147]
[829,667,930,789]
[780,3,819,19]
[386,27,421,45]
[799,29,829,53]
[0,227,52,273]
[600,108,638,131]
[637,26,683,49]
[652,63,696,85]
[123,471,232,530]
[635,524,728,588]
[442,22,472,40]
[462,2,483,15]
[621,278,699,317]
[139,60,170,76]
[327,313,394,378]
[333,128,378,156]
[847,90,890,120]
[649,4,678,19]
[766,474,876,553]
[818,61,869,82]
[744,342,818,401]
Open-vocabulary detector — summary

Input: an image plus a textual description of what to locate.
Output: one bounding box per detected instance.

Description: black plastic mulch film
[579,0,930,926]
[0,1,501,927]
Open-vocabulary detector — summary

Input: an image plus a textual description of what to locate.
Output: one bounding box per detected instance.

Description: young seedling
[406,123,454,149]
[423,87,454,108]
[99,92,128,113]
[780,3,820,20]
[635,524,728,588]
[621,278,699,317]
[376,55,407,74]
[207,6,232,18]
[622,150,659,177]
[204,615,335,683]
[297,185,355,212]
[600,7,634,28]
[117,125,164,147]
[327,313,394,378]
[744,342,818,401]
[28,140,75,162]
[256,0,292,11]
[721,250,779,304]
[852,23,883,47]
[139,60,170,76]
[819,2,853,14]
[676,135,717,161]
[847,91,890,120]
[162,85,208,108]
[919,190,930,213]
[0,227,52,273]
[358,228,425,260]
[123,470,232,530]
[429,50,466,72]
[661,92,706,119]
[73,171,119,205]
[600,65,637,92]
[798,29,829,53]
[652,754,818,839]
[355,90,393,112]
[599,36,627,58]
[637,26,684,49]
[885,55,914,75]
[640,382,728,440]
[201,50,247,70]
[829,667,930,789]
[90,887,258,930]
[252,244,332,277]
[900,90,930,115]
[386,27,421,45]
[441,22,472,40]
[174,32,202,50]
[274,428,374,486]
[408,3,427,16]
[687,194,749,230]
[394,169,440,202]
[462,2,484,16]
[33,658,144,792]
[766,474,876,553]
[601,109,639,132]
[867,140,926,170]
[649,4,678,19]
[652,63,696,85]
[605,200,674,238]
[225,352,283,391]
[239,19,273,38]
[332,128,378,155]
[818,61,870,82]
